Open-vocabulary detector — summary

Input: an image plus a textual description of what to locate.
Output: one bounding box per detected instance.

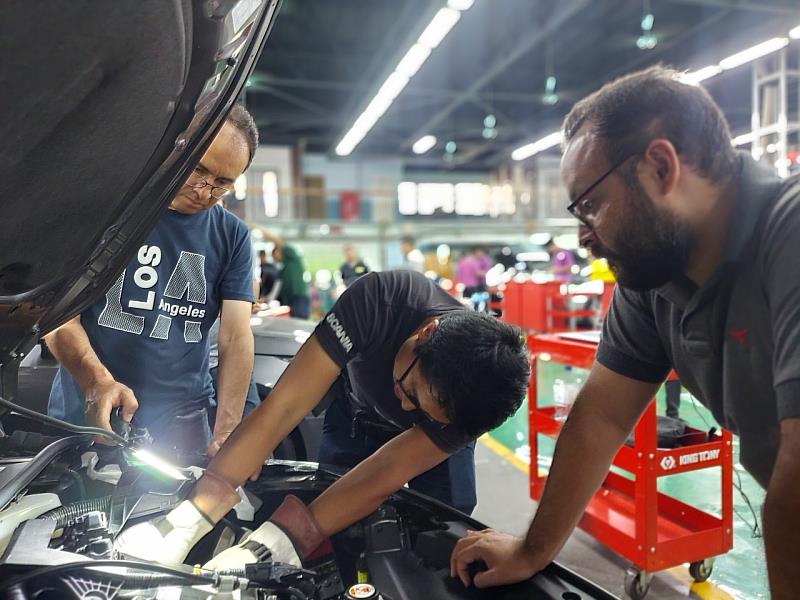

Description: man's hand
[84,379,138,439]
[114,500,212,565]
[206,431,233,457]
[450,529,546,588]
[203,495,326,571]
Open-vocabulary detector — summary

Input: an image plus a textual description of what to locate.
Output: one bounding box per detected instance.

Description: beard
[590,179,694,291]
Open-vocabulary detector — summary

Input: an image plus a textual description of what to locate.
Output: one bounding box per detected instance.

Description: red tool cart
[501,280,607,333]
[528,332,733,599]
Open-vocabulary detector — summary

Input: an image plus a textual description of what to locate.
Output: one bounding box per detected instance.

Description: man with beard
[451,65,800,599]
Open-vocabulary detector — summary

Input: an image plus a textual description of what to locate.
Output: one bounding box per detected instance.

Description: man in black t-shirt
[117,270,529,569]
[339,243,369,287]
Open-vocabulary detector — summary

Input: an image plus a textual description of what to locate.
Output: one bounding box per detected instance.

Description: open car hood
[0,0,280,397]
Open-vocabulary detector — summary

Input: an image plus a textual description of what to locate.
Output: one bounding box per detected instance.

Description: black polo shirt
[313,270,470,454]
[597,153,800,488]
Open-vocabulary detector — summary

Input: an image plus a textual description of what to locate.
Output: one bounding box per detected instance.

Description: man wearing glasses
[116,269,530,568]
[46,105,258,457]
[451,65,800,598]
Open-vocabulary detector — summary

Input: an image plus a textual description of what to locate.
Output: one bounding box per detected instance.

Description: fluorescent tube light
[719,37,789,70]
[396,44,432,78]
[678,65,722,85]
[412,135,437,154]
[418,8,461,49]
[511,131,563,161]
[378,72,410,100]
[789,25,800,39]
[732,132,755,146]
[448,0,474,9]
[335,4,469,156]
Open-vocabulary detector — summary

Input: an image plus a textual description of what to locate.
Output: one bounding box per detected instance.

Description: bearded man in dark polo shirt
[116,269,529,568]
[451,65,800,598]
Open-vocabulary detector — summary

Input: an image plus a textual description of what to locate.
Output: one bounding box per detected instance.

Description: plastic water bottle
[553,377,568,422]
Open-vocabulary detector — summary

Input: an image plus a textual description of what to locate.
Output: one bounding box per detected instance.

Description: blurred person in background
[456,248,488,311]
[401,235,424,273]
[262,229,311,319]
[340,243,370,287]
[546,238,575,282]
[257,248,279,301]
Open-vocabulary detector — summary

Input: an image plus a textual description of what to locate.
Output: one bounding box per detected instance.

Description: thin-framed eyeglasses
[186,168,232,200]
[395,354,448,428]
[566,152,639,224]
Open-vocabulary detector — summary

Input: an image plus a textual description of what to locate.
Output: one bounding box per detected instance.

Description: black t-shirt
[340,260,369,287]
[314,270,470,453]
[597,154,800,487]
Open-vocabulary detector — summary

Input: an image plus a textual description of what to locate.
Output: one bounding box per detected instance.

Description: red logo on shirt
[730,329,748,346]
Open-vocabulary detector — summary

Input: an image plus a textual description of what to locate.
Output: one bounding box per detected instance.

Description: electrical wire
[687,394,762,538]
[2,559,215,589]
[0,395,127,446]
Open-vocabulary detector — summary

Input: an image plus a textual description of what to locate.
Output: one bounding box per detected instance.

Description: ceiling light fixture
[678,65,722,85]
[395,44,432,78]
[636,2,657,51]
[335,3,474,156]
[412,135,437,154]
[511,131,563,161]
[719,37,789,70]
[732,132,756,146]
[447,0,474,9]
[510,26,800,162]
[418,7,462,49]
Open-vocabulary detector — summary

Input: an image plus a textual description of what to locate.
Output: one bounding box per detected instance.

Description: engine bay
[0,416,613,600]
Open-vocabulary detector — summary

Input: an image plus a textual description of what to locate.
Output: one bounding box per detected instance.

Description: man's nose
[195,183,214,202]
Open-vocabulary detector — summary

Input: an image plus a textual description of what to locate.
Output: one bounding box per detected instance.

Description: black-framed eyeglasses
[395,354,448,428]
[566,152,639,224]
[186,168,232,200]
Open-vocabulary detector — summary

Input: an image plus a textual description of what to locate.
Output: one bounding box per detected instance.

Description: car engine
[0,414,612,600]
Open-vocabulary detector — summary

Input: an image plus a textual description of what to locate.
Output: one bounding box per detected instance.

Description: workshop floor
[475,362,767,599]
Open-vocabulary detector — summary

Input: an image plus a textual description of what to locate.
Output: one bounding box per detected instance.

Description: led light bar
[719,37,789,70]
[335,3,473,156]
[511,131,563,161]
[412,135,437,154]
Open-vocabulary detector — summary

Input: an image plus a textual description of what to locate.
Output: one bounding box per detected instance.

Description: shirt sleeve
[418,421,473,454]
[313,272,382,367]
[763,183,800,419]
[219,218,255,302]
[596,286,671,383]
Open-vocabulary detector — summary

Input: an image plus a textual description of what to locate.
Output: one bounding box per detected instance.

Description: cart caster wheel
[689,558,714,582]
[624,567,652,600]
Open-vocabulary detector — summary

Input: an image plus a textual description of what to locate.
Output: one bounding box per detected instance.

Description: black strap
[242,539,272,562]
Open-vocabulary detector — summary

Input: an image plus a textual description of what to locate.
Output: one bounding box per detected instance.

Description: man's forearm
[309,452,397,537]
[763,491,799,598]
[524,398,631,559]
[214,334,254,436]
[45,319,113,391]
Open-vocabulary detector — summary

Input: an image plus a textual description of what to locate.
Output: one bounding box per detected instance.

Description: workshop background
[210,1,795,598]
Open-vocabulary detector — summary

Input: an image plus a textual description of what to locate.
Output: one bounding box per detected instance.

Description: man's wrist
[190,470,242,523]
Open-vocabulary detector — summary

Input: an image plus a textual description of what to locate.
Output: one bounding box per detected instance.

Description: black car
[0,2,615,599]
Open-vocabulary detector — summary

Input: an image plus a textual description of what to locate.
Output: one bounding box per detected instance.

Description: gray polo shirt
[597,153,800,488]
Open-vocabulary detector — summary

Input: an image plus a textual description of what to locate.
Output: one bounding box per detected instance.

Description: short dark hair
[562,65,738,185]
[415,312,529,437]
[226,103,259,168]
[401,236,415,246]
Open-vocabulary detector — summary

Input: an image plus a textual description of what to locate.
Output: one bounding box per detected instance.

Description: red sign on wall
[340,191,360,221]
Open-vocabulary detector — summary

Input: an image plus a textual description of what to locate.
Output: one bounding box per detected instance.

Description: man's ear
[642,138,680,196]
[417,318,440,342]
